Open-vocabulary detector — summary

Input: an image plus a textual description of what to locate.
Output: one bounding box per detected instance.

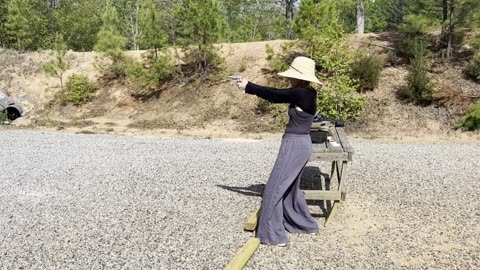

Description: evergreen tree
[175,0,224,76]
[294,0,343,41]
[4,0,55,50]
[94,4,127,61]
[56,0,104,51]
[138,0,168,58]
[94,3,128,79]
[43,33,70,91]
[0,0,9,47]
[5,0,32,51]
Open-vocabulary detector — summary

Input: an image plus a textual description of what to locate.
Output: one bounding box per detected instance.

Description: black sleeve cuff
[245,82,255,95]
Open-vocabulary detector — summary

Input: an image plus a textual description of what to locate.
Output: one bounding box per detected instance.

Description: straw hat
[278,56,322,84]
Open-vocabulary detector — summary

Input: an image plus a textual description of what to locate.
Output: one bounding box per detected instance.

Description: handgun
[227,75,242,81]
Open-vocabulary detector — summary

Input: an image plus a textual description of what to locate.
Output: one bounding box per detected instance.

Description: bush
[95,56,128,80]
[60,74,96,105]
[464,53,480,82]
[308,35,365,121]
[255,99,289,131]
[126,51,172,96]
[350,53,384,92]
[317,76,365,120]
[458,101,480,131]
[398,36,431,60]
[0,111,7,124]
[398,15,436,36]
[400,39,433,105]
[470,34,480,51]
[182,45,223,80]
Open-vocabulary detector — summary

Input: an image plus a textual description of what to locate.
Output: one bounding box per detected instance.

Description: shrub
[350,53,384,92]
[470,34,480,51]
[60,74,96,105]
[308,35,365,121]
[317,77,365,120]
[398,36,431,60]
[265,44,274,60]
[399,15,437,36]
[464,53,480,82]
[181,45,224,79]
[0,111,8,124]
[458,101,480,131]
[400,39,433,105]
[126,51,172,96]
[255,99,289,131]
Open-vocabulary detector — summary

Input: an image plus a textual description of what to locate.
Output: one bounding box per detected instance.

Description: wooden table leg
[339,161,348,201]
[324,200,339,226]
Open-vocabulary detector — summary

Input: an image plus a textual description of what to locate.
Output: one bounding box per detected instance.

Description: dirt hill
[1,34,479,142]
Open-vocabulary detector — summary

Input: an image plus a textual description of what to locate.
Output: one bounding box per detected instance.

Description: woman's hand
[236,78,248,90]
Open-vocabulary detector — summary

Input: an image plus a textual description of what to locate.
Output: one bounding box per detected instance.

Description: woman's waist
[282,132,311,138]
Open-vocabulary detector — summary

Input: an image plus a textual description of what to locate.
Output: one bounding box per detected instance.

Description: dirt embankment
[1,34,479,142]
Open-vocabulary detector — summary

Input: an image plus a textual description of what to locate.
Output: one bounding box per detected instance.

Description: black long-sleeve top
[245,82,317,134]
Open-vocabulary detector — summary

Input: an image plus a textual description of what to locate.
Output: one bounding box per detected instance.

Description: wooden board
[244,207,261,231]
[309,152,349,162]
[303,190,342,201]
[336,127,354,153]
[225,238,260,270]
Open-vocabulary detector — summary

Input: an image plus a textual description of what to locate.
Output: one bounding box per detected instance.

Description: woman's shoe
[275,243,287,247]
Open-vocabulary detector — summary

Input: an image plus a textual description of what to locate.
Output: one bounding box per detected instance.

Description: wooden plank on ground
[303,190,342,201]
[244,207,261,231]
[225,238,261,270]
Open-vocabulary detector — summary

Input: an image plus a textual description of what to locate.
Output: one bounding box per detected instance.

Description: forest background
[0,0,479,135]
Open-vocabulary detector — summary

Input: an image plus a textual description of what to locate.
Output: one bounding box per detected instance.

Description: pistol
[227,75,242,81]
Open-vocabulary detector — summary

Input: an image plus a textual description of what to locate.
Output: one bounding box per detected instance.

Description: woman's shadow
[216,166,332,218]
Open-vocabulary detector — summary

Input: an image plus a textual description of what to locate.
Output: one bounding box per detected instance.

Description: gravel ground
[1,130,479,269]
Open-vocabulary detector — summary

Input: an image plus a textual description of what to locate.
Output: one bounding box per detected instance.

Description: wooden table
[303,122,354,226]
[244,123,353,231]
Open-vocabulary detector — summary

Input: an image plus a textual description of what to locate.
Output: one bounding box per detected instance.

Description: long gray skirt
[256,133,319,245]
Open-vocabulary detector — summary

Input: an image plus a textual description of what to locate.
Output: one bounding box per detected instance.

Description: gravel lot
[1,130,479,269]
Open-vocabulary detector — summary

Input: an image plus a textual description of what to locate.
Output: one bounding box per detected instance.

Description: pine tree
[5,0,31,51]
[138,0,168,59]
[57,0,104,51]
[4,0,55,51]
[175,0,224,76]
[95,4,127,60]
[0,0,9,47]
[43,33,70,91]
[94,3,128,79]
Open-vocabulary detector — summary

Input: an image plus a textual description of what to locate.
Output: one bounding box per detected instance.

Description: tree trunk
[285,0,295,39]
[356,0,365,34]
[128,2,139,50]
[447,0,454,60]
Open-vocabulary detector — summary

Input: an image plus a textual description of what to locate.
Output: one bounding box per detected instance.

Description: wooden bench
[305,123,354,226]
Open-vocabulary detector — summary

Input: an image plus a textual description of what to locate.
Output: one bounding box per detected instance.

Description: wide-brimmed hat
[278,56,322,84]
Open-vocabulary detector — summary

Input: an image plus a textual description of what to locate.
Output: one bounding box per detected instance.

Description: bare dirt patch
[2,36,479,142]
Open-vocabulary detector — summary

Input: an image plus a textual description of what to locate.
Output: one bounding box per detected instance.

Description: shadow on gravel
[217,166,334,218]
[301,166,333,218]
[216,184,265,197]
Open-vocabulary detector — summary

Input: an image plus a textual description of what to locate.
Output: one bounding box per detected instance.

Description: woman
[236,56,322,246]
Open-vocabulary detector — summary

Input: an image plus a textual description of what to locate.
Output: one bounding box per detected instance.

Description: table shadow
[217,166,333,218]
[301,166,332,218]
